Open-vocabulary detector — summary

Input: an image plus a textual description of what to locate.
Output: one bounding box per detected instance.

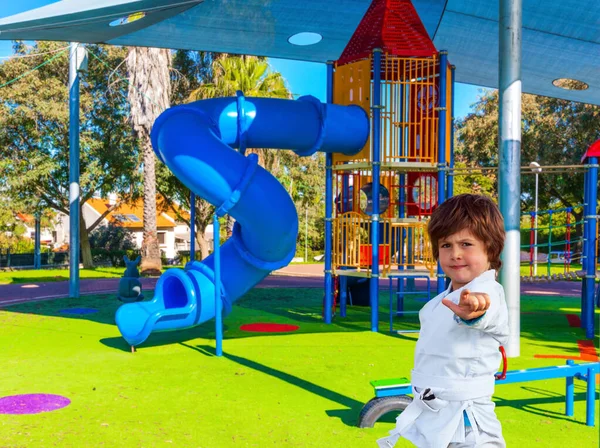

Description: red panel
[338,0,437,66]
[406,172,438,217]
[359,244,391,266]
[565,314,581,328]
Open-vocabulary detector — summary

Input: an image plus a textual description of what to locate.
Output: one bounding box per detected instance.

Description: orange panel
[333,59,371,164]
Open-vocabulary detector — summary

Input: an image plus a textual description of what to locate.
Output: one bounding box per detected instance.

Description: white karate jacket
[379,269,509,448]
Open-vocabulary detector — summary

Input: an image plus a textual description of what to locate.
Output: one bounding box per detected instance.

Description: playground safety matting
[0,287,597,447]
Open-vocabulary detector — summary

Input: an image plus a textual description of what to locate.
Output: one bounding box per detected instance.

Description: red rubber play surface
[240,323,299,333]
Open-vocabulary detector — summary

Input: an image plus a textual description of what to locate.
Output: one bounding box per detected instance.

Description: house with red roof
[83,195,210,260]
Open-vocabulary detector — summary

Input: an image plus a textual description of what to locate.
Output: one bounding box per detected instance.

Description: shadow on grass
[495,385,597,426]
[181,343,365,427]
[100,324,225,352]
[1,287,593,351]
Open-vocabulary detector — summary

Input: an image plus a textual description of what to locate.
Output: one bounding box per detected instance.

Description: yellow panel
[333,59,371,164]
[384,220,435,276]
[380,54,439,165]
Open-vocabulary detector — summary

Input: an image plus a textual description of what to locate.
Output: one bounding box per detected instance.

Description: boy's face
[438,229,491,290]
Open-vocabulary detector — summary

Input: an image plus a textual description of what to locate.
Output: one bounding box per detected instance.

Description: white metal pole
[499,0,522,358]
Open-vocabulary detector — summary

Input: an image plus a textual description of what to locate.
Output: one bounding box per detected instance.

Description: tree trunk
[127,47,172,276]
[79,213,94,269]
[225,215,235,238]
[140,133,162,275]
[197,231,210,260]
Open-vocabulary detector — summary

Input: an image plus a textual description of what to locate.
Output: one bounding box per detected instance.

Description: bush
[89,224,136,252]
[0,234,36,254]
[91,248,141,267]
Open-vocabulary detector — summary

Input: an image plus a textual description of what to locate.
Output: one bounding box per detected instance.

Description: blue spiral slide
[115,95,369,346]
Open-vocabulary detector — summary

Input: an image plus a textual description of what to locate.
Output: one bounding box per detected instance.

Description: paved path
[0,264,583,307]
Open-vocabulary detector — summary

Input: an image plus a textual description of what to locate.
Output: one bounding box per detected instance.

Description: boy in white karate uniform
[378,194,509,448]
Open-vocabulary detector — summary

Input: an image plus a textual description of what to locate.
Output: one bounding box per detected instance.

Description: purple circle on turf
[59,307,98,315]
[0,394,70,414]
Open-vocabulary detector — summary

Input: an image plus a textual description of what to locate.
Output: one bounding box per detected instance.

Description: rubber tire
[358,395,413,428]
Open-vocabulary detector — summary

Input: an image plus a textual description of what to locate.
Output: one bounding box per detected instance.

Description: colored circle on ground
[59,308,98,315]
[240,323,299,333]
[0,394,70,414]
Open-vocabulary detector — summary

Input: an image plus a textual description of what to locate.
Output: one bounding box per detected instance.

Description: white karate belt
[376,371,495,448]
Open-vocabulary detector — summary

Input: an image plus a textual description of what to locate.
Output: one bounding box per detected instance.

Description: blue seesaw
[359,350,599,428]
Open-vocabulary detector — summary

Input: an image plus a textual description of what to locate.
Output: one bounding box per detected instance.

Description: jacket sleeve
[454,281,510,345]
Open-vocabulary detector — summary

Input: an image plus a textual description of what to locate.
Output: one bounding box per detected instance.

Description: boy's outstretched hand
[442,289,490,321]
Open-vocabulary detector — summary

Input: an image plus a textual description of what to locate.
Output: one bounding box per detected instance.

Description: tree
[188,55,289,100]
[188,54,291,176]
[455,89,600,236]
[126,47,172,275]
[156,53,294,259]
[0,42,141,268]
[276,151,326,256]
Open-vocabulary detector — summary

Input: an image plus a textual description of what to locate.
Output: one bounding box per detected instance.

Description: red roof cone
[338,0,437,65]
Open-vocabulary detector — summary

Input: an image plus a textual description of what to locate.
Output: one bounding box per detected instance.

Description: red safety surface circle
[240,323,299,333]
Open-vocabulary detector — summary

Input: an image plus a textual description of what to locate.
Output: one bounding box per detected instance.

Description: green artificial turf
[0,266,192,284]
[0,267,125,284]
[0,288,598,447]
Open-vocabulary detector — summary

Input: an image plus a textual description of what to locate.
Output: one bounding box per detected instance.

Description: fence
[0,250,69,269]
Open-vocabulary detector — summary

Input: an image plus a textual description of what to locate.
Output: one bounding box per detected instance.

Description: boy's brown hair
[427,194,505,270]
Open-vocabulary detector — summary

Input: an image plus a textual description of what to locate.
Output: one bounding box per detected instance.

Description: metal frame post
[324,61,334,324]
[370,48,383,332]
[583,157,598,338]
[585,365,596,426]
[448,65,456,197]
[581,167,590,329]
[213,214,223,356]
[34,214,41,269]
[565,359,574,416]
[498,0,523,358]
[190,192,196,262]
[436,51,448,294]
[68,42,81,298]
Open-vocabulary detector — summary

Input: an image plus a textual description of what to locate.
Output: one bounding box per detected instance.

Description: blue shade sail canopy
[0,0,372,63]
[0,0,599,104]
[412,0,600,105]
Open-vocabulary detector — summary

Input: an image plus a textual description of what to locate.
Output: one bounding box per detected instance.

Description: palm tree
[189,55,290,101]
[126,47,171,275]
[188,55,291,236]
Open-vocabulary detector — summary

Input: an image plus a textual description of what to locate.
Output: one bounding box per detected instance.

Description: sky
[0,0,487,119]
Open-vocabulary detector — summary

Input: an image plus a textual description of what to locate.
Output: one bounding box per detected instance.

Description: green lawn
[0,288,597,447]
[519,263,585,277]
[0,266,188,285]
[0,266,124,284]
